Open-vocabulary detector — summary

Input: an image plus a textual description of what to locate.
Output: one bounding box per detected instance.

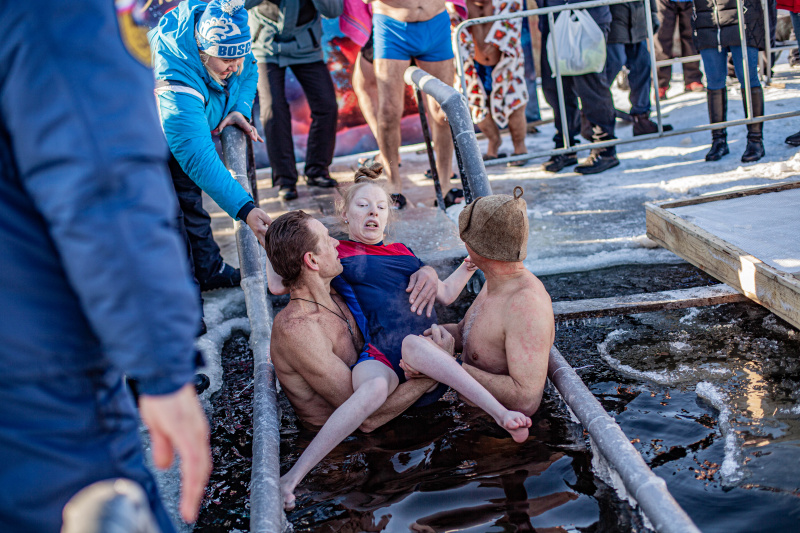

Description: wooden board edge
[644,180,800,210]
[645,206,800,329]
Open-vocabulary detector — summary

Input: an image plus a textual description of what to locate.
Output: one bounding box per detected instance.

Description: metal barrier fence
[452,0,800,167]
[405,66,701,532]
[220,127,286,533]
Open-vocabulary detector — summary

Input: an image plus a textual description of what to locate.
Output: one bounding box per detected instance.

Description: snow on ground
[362,60,800,277]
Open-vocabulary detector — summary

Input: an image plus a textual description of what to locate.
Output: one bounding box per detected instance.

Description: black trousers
[539,22,616,151]
[168,155,224,287]
[258,61,338,188]
[654,0,702,89]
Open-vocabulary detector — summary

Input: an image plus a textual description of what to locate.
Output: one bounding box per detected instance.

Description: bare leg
[374,58,411,194]
[507,106,528,156]
[417,58,456,192]
[353,51,379,143]
[477,115,502,158]
[280,360,399,510]
[401,335,531,442]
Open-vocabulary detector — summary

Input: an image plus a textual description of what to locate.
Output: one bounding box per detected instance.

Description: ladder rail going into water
[220,127,286,533]
[406,66,701,533]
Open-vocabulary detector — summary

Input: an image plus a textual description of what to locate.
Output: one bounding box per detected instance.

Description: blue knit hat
[195,0,251,58]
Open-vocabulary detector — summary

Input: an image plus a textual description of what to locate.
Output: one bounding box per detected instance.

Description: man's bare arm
[440,320,464,352]
[360,377,437,432]
[463,291,552,414]
[275,319,355,408]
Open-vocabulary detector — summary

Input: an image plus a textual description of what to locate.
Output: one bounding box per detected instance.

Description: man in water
[265,211,437,430]
[402,187,553,415]
[366,0,459,208]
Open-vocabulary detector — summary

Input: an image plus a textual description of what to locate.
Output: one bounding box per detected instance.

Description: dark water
[195,263,800,532]
[196,333,254,531]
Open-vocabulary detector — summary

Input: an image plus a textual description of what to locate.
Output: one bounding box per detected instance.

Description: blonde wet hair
[336,163,395,228]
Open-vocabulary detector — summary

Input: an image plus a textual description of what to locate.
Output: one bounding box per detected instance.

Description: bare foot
[279,474,297,511]
[499,410,531,443]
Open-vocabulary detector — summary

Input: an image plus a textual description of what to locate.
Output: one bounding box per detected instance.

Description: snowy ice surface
[435,61,800,277]
[695,381,746,487]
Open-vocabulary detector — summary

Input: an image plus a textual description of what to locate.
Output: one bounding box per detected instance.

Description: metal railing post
[405,67,492,199]
[644,0,664,133]
[737,0,754,121]
[220,127,285,533]
[547,11,573,151]
[548,346,702,533]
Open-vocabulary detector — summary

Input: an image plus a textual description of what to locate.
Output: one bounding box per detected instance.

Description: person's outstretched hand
[213,111,263,143]
[407,265,438,317]
[246,207,272,247]
[139,384,211,524]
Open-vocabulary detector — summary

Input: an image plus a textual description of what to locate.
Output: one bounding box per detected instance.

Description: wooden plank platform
[552,284,748,321]
[645,181,800,329]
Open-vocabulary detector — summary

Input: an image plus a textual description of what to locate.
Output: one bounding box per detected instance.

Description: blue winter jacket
[149,0,258,219]
[0,1,200,396]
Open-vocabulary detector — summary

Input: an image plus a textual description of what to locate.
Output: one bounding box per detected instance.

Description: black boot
[741,87,765,163]
[543,153,578,172]
[632,113,673,136]
[786,130,800,146]
[705,88,729,161]
[575,148,620,174]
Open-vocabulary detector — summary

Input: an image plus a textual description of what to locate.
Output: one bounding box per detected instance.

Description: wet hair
[336,163,394,226]
[263,210,319,290]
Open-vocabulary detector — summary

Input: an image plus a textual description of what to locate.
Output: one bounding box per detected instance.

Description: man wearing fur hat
[404,187,554,415]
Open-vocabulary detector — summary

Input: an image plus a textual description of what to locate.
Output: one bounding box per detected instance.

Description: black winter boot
[632,113,673,136]
[705,88,729,161]
[741,87,765,163]
[575,149,620,174]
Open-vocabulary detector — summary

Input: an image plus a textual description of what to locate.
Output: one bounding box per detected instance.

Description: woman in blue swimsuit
[268,165,532,509]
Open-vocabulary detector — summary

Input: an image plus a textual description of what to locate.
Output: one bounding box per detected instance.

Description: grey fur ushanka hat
[458,186,528,262]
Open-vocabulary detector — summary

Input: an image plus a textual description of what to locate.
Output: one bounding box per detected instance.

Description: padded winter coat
[247,0,344,66]
[608,0,659,44]
[690,0,766,51]
[149,0,258,219]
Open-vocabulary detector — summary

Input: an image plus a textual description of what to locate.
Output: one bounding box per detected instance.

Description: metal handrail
[404,68,700,531]
[220,127,285,533]
[452,0,800,167]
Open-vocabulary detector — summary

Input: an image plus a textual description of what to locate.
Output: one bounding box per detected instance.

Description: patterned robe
[452,0,529,128]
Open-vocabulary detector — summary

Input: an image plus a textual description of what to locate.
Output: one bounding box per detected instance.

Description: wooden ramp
[646,181,800,329]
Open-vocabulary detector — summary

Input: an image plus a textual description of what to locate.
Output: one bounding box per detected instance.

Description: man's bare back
[369,0,447,22]
[271,293,362,427]
[458,269,554,414]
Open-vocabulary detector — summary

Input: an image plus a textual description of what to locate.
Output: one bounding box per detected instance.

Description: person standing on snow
[0,1,211,531]
[247,0,343,202]
[690,0,767,162]
[149,0,272,298]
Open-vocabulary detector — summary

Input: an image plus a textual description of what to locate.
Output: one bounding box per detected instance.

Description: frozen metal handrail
[398,71,699,530]
[548,346,702,533]
[220,127,285,533]
[405,66,492,201]
[453,0,800,167]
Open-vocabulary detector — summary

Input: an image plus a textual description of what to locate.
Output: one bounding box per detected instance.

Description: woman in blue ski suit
[149,0,272,291]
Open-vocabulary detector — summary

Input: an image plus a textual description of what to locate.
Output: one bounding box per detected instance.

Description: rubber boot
[741,86,765,163]
[705,88,729,161]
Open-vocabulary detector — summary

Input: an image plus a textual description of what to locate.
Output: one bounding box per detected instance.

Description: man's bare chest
[462,298,508,374]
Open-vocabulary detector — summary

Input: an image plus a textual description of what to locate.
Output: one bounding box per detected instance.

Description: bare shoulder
[508,272,553,316]
[271,307,328,362]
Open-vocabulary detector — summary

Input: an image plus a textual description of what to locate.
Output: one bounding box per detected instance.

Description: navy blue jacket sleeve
[2,1,201,395]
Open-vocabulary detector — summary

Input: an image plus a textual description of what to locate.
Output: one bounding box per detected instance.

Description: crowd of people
[2,0,800,530]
